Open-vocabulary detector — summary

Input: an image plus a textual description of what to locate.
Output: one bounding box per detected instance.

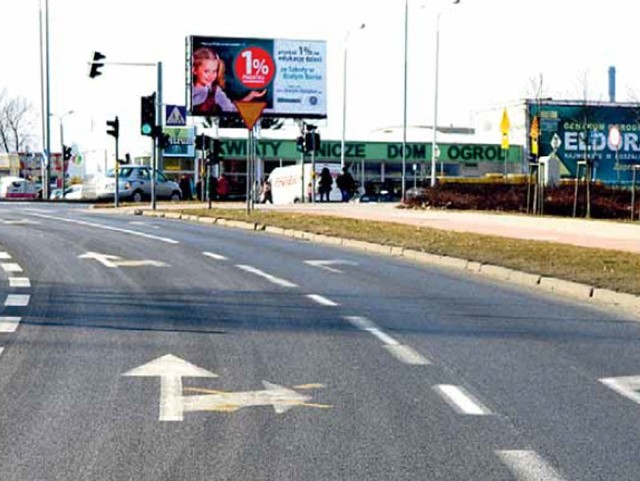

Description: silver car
[96,166,182,202]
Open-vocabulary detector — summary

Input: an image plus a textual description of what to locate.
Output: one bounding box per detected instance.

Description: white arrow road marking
[9,278,30,288]
[78,252,168,268]
[203,252,228,261]
[183,381,319,414]
[0,252,11,259]
[0,317,21,332]
[4,295,30,307]
[123,354,218,422]
[434,385,491,415]
[304,260,358,273]
[306,294,339,307]
[600,375,640,405]
[495,450,565,481]
[28,213,179,244]
[236,265,298,288]
[1,263,22,273]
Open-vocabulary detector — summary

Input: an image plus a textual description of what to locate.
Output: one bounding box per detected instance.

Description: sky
[1,0,639,161]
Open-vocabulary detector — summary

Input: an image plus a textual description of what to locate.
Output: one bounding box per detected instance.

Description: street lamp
[341,23,366,170]
[402,0,409,201]
[50,110,74,199]
[431,0,461,187]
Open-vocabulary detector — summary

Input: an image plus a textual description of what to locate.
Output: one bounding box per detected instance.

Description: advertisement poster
[163,127,195,158]
[530,101,640,183]
[188,36,327,119]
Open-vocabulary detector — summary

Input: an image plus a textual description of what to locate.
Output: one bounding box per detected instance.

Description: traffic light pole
[114,132,120,208]
[151,61,163,211]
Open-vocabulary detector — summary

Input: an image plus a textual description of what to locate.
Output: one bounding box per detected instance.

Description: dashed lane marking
[344,316,431,366]
[434,384,491,415]
[0,317,21,333]
[495,450,565,481]
[306,294,339,307]
[9,278,30,288]
[235,265,298,288]
[1,263,22,273]
[5,295,30,307]
[203,252,228,261]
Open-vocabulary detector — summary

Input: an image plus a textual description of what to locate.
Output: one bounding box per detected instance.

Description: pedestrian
[336,166,356,202]
[217,174,229,200]
[179,175,192,201]
[208,175,218,201]
[260,177,273,204]
[318,167,333,202]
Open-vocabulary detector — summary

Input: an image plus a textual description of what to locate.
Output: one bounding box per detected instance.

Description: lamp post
[430,0,461,187]
[51,110,74,199]
[402,0,409,201]
[341,23,366,170]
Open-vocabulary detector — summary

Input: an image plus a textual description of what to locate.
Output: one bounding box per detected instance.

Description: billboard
[529,100,640,184]
[187,36,327,119]
[162,127,196,158]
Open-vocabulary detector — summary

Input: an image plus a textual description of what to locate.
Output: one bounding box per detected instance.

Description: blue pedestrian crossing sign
[165,105,187,126]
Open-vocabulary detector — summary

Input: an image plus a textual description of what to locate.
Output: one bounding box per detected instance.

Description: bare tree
[0,89,36,153]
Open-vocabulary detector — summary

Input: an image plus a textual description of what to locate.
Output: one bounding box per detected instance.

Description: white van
[269,163,342,204]
[0,176,39,199]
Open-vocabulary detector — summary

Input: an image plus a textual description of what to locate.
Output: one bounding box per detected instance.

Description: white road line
[0,317,21,332]
[365,327,400,346]
[0,347,4,357]
[9,278,30,288]
[0,252,11,259]
[495,450,565,481]
[435,385,491,415]
[1,263,22,273]
[344,316,431,365]
[203,252,228,261]
[383,345,431,365]
[344,316,377,330]
[306,294,339,306]
[235,265,298,288]
[5,295,30,307]
[28,213,179,244]
[600,376,640,405]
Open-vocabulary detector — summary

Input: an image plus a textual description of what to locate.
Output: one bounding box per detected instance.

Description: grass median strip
[176,207,640,296]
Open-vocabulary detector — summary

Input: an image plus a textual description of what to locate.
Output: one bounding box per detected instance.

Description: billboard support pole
[631,166,637,221]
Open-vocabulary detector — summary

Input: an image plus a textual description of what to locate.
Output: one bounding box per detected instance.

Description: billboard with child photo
[188,35,327,119]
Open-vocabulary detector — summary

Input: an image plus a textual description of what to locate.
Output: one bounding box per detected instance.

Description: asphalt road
[0,202,639,480]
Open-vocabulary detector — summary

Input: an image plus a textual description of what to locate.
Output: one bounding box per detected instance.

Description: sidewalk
[115,201,640,255]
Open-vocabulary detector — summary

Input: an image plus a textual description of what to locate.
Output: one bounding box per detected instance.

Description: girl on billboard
[192,47,265,115]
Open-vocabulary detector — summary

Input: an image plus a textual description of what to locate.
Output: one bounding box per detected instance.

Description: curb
[141,210,640,316]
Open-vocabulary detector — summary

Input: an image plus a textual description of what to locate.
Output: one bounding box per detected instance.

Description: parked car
[95,166,182,202]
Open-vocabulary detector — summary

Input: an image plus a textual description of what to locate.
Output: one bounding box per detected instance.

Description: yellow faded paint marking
[294,383,326,390]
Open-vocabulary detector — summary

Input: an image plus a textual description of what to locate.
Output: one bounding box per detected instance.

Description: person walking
[336,166,356,202]
[318,167,333,202]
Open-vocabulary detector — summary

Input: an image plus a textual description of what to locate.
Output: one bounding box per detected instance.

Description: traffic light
[211,139,223,163]
[106,116,119,138]
[152,126,171,149]
[195,133,207,150]
[63,145,72,161]
[296,136,305,153]
[88,51,106,79]
[140,93,156,136]
[304,132,321,153]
